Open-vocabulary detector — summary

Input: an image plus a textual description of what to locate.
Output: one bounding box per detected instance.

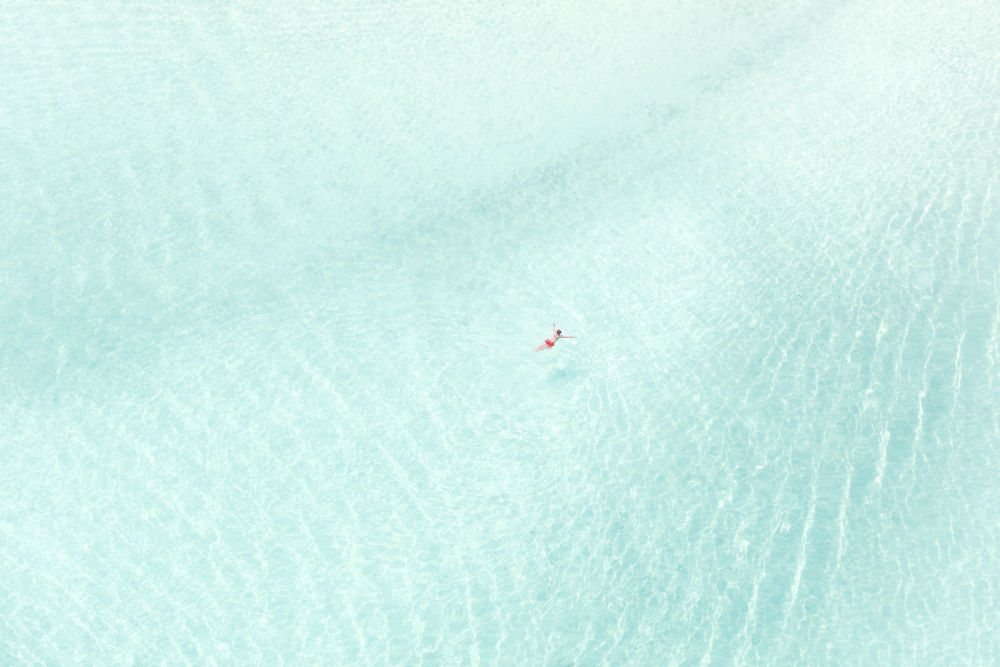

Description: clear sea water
[2,1,998,664]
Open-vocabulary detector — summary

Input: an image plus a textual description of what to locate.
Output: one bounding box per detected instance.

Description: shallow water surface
[2,0,998,663]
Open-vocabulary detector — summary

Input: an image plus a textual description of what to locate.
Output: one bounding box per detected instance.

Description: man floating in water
[535,324,575,351]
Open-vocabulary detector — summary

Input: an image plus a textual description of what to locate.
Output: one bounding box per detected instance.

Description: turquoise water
[3,0,998,663]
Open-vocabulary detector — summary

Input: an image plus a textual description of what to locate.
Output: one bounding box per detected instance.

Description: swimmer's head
[556,329,562,335]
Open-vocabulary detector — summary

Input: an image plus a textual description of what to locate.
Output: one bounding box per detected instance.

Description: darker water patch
[547,365,586,382]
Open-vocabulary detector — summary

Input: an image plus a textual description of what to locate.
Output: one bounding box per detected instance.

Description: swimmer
[535,324,575,351]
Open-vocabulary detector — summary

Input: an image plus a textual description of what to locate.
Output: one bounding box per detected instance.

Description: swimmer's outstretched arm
[552,323,576,340]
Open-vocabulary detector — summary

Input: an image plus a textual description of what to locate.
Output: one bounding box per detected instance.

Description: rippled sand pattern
[2,1,998,664]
